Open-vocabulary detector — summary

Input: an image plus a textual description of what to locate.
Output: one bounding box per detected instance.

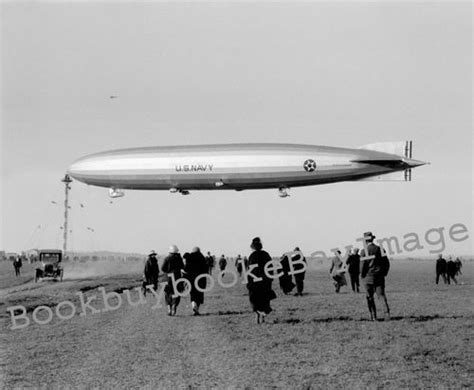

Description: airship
[67,141,427,198]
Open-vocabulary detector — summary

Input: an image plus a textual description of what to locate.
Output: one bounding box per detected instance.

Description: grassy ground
[0,259,472,389]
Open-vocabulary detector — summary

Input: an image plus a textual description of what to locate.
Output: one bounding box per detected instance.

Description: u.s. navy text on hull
[175,164,214,172]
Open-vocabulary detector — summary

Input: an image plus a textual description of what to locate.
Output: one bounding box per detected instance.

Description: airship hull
[67,143,426,192]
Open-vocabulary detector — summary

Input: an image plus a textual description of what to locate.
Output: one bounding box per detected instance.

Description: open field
[1,258,473,389]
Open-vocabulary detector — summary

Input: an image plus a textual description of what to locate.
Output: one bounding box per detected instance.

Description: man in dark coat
[446,257,458,285]
[291,247,306,296]
[360,232,390,321]
[247,237,275,324]
[205,252,215,275]
[218,255,227,271]
[278,253,296,295]
[235,255,243,277]
[435,254,447,284]
[346,248,361,292]
[13,256,22,277]
[183,247,208,315]
[143,250,159,295]
[161,245,185,316]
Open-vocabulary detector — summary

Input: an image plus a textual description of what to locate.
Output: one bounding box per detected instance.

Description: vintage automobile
[35,249,64,282]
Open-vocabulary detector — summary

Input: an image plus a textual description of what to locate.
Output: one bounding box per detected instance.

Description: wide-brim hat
[169,245,179,254]
[363,232,376,240]
[149,250,157,256]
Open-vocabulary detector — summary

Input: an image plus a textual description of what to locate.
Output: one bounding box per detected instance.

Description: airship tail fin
[356,170,411,182]
[355,141,427,182]
[358,140,412,158]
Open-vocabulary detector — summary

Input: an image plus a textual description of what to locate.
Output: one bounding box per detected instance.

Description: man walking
[235,255,243,277]
[291,247,306,296]
[162,245,185,316]
[13,256,22,277]
[218,255,227,272]
[205,252,215,275]
[446,257,458,285]
[143,250,159,295]
[346,248,361,292]
[435,254,447,284]
[360,232,390,321]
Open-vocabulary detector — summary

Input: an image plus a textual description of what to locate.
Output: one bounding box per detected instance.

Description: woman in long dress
[161,245,185,316]
[183,247,208,315]
[247,237,276,324]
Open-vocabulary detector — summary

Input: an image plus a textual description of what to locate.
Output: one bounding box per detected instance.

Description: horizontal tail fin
[356,141,418,182]
[356,171,410,182]
[358,140,412,158]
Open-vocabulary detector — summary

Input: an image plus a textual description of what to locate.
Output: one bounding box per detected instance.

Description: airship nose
[67,155,98,182]
[67,159,85,178]
[67,161,81,177]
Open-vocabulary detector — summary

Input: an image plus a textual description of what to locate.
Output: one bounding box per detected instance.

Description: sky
[1,1,472,258]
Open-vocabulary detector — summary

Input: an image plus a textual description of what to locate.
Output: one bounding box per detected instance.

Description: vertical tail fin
[404,141,412,181]
[357,140,419,182]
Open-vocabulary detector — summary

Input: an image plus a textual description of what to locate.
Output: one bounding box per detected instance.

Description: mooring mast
[61,174,72,256]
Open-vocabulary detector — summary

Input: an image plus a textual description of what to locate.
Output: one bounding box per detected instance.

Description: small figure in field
[291,247,306,296]
[360,231,390,321]
[247,237,276,324]
[454,257,462,276]
[346,248,361,292]
[218,255,227,272]
[243,256,249,270]
[161,245,185,316]
[235,255,243,277]
[183,247,208,316]
[205,252,215,275]
[446,257,458,285]
[435,254,447,285]
[330,250,347,293]
[143,250,159,295]
[278,253,296,295]
[13,256,22,277]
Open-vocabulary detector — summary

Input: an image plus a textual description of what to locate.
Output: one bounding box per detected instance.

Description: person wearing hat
[360,231,390,321]
[346,248,361,293]
[235,255,243,277]
[329,250,347,293]
[291,247,306,296]
[446,256,458,285]
[143,250,159,295]
[435,254,448,285]
[183,247,208,315]
[205,251,215,275]
[278,252,296,295]
[247,237,276,324]
[161,245,185,316]
[218,254,228,272]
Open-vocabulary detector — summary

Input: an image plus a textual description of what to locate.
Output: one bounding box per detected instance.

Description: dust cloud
[63,258,147,280]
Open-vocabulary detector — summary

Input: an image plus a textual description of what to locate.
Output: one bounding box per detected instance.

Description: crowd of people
[435,254,462,285]
[140,231,405,323]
